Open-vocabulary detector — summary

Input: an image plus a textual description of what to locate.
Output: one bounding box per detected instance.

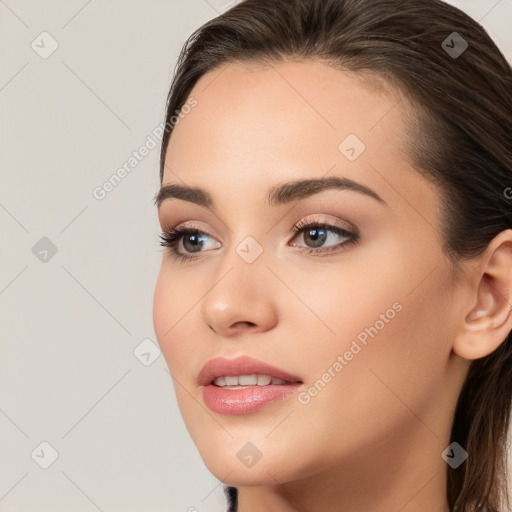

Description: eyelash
[158,219,359,263]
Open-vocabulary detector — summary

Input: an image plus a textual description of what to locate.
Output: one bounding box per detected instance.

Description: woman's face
[153,60,469,488]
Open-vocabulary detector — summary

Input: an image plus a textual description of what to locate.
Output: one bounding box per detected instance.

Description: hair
[158,0,512,510]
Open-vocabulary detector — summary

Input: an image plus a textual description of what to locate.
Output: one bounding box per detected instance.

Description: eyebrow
[153,176,387,209]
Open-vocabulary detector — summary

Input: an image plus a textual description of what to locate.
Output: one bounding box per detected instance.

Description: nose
[200,252,278,337]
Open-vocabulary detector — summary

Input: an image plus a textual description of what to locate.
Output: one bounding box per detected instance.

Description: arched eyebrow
[154,176,387,209]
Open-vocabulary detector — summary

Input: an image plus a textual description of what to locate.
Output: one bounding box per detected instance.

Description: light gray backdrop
[1,1,511,511]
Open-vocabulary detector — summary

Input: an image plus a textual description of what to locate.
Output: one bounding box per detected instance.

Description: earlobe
[452,229,512,361]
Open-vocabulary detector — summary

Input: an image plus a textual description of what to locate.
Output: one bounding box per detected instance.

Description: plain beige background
[1,1,511,510]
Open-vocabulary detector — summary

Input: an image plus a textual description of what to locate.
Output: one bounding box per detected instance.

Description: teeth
[239,374,258,385]
[214,376,226,386]
[257,375,271,386]
[224,376,238,386]
[212,374,290,387]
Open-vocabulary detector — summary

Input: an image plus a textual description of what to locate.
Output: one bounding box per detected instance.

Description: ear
[453,229,512,360]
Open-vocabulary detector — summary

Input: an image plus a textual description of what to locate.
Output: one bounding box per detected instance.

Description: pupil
[305,228,326,248]
[183,233,204,253]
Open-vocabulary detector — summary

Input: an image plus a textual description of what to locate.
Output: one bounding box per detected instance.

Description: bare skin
[153,59,512,512]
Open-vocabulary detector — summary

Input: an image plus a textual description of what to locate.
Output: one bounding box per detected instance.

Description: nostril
[241,321,257,328]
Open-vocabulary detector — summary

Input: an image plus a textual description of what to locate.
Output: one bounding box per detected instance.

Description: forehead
[166,59,406,163]
[180,59,402,138]
[162,59,437,219]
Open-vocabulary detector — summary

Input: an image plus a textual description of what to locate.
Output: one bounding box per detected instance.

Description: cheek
[153,272,214,455]
[287,244,453,414]
[153,266,193,374]
[297,261,455,444]
[153,268,174,348]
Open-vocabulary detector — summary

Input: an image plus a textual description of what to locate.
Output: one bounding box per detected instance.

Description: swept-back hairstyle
[158,0,512,510]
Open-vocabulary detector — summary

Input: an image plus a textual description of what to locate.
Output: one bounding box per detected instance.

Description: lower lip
[202,383,303,415]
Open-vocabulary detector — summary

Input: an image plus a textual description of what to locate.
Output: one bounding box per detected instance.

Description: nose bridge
[199,236,278,335]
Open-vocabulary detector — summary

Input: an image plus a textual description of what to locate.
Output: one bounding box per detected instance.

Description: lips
[197,355,302,386]
[198,356,303,415]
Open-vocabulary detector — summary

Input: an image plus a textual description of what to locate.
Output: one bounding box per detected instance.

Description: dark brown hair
[158,0,512,510]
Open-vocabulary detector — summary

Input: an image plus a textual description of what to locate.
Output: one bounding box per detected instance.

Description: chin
[204,457,291,487]
[193,434,315,488]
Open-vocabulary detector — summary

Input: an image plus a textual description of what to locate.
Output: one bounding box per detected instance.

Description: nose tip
[202,280,278,336]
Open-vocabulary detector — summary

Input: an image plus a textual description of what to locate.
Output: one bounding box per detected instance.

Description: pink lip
[197,355,302,386]
[198,355,303,415]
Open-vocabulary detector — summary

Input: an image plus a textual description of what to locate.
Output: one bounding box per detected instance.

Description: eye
[288,218,359,256]
[158,218,359,262]
[158,223,220,262]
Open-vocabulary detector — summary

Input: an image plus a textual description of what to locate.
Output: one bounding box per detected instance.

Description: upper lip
[198,355,302,386]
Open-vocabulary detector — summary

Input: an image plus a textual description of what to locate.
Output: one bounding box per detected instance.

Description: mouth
[197,355,303,387]
[211,374,301,388]
[198,355,304,415]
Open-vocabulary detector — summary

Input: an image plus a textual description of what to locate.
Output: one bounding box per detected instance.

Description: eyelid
[287,214,358,239]
[165,220,221,241]
[169,215,356,243]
